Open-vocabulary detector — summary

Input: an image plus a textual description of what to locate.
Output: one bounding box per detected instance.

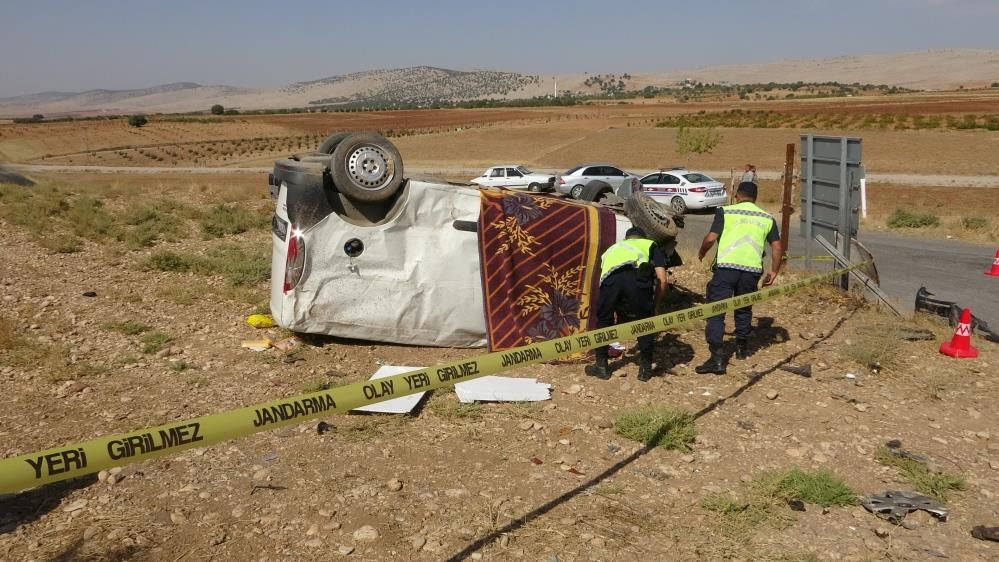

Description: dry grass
[701,468,856,543]
[874,447,967,503]
[614,405,696,451]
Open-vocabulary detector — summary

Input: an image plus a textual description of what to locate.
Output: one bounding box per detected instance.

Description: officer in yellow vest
[695,182,783,375]
[585,226,669,381]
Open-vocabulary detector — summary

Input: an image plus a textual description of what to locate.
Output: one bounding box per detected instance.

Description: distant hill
[2,50,997,117]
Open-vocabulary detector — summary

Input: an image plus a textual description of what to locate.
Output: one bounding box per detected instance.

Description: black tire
[318,132,351,154]
[329,133,404,203]
[670,196,688,214]
[625,192,680,243]
[579,180,613,202]
[569,184,584,199]
[528,183,541,192]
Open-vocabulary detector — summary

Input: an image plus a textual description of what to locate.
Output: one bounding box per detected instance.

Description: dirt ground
[1,173,997,561]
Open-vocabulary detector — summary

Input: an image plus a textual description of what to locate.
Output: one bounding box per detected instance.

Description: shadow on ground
[445,309,857,561]
[0,474,97,535]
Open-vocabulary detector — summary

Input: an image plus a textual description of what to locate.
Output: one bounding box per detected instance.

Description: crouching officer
[585,226,669,381]
[695,182,783,375]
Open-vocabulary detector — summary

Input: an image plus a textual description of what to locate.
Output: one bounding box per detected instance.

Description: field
[1,91,998,560]
[3,91,999,174]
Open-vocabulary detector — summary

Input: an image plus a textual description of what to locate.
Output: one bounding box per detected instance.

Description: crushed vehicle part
[915,287,999,343]
[860,490,948,523]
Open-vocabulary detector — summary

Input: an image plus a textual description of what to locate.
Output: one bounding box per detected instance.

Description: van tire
[330,133,405,203]
[580,180,613,202]
[318,132,351,154]
[625,192,680,243]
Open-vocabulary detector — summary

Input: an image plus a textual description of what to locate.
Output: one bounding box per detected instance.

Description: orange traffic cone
[986,250,999,276]
[939,308,979,359]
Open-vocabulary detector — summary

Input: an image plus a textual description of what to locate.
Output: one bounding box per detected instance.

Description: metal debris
[915,287,999,342]
[860,490,948,523]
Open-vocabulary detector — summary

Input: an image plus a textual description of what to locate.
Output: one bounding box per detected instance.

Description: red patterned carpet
[478,191,617,351]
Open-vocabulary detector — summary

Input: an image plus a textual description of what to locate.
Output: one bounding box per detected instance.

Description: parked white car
[638,169,727,214]
[268,133,680,347]
[470,165,555,192]
[556,163,641,200]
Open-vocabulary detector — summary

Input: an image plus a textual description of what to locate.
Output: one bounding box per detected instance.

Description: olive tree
[675,126,723,165]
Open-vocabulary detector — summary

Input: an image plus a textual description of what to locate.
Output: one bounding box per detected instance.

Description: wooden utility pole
[780,143,795,264]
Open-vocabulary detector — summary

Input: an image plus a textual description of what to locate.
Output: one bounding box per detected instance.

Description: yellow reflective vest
[600,238,654,283]
[715,202,773,273]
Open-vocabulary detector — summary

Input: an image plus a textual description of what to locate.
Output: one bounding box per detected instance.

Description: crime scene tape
[0,262,868,495]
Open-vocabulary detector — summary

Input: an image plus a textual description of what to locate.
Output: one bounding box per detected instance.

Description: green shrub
[961,216,988,230]
[146,251,195,272]
[140,331,172,354]
[145,244,269,286]
[128,115,148,128]
[887,209,939,229]
[200,204,266,238]
[752,468,856,507]
[106,321,152,335]
[875,447,966,502]
[614,405,695,450]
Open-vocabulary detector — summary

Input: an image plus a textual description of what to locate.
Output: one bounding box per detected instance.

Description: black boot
[637,356,654,382]
[695,343,727,375]
[735,339,750,360]
[585,354,610,380]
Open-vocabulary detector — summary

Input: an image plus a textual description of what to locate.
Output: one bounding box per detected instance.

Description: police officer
[585,226,669,381]
[695,182,783,375]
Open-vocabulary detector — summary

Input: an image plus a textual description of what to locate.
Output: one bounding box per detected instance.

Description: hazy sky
[1,0,997,98]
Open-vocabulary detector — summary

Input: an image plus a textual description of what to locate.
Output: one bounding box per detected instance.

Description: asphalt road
[681,213,999,324]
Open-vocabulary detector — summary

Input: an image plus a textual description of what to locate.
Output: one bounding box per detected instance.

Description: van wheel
[318,132,350,154]
[330,133,404,203]
[625,192,680,243]
[580,180,612,202]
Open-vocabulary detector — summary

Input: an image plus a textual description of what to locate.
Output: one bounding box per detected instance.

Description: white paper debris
[455,376,552,403]
[352,366,428,414]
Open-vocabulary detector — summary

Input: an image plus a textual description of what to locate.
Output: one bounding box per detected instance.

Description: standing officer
[585,226,669,381]
[695,182,783,375]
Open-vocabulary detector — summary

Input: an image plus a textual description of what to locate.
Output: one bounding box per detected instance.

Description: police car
[638,169,727,214]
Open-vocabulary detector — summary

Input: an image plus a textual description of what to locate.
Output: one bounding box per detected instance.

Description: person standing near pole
[740,164,757,185]
[694,182,783,375]
[585,226,669,382]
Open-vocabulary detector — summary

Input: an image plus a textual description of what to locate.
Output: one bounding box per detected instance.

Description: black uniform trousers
[705,267,761,344]
[594,268,655,361]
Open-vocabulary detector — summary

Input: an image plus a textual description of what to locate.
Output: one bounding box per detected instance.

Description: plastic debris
[241,339,273,352]
[352,366,428,414]
[246,314,276,329]
[455,376,551,403]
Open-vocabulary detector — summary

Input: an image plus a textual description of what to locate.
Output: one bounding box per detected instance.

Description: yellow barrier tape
[0,262,866,495]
